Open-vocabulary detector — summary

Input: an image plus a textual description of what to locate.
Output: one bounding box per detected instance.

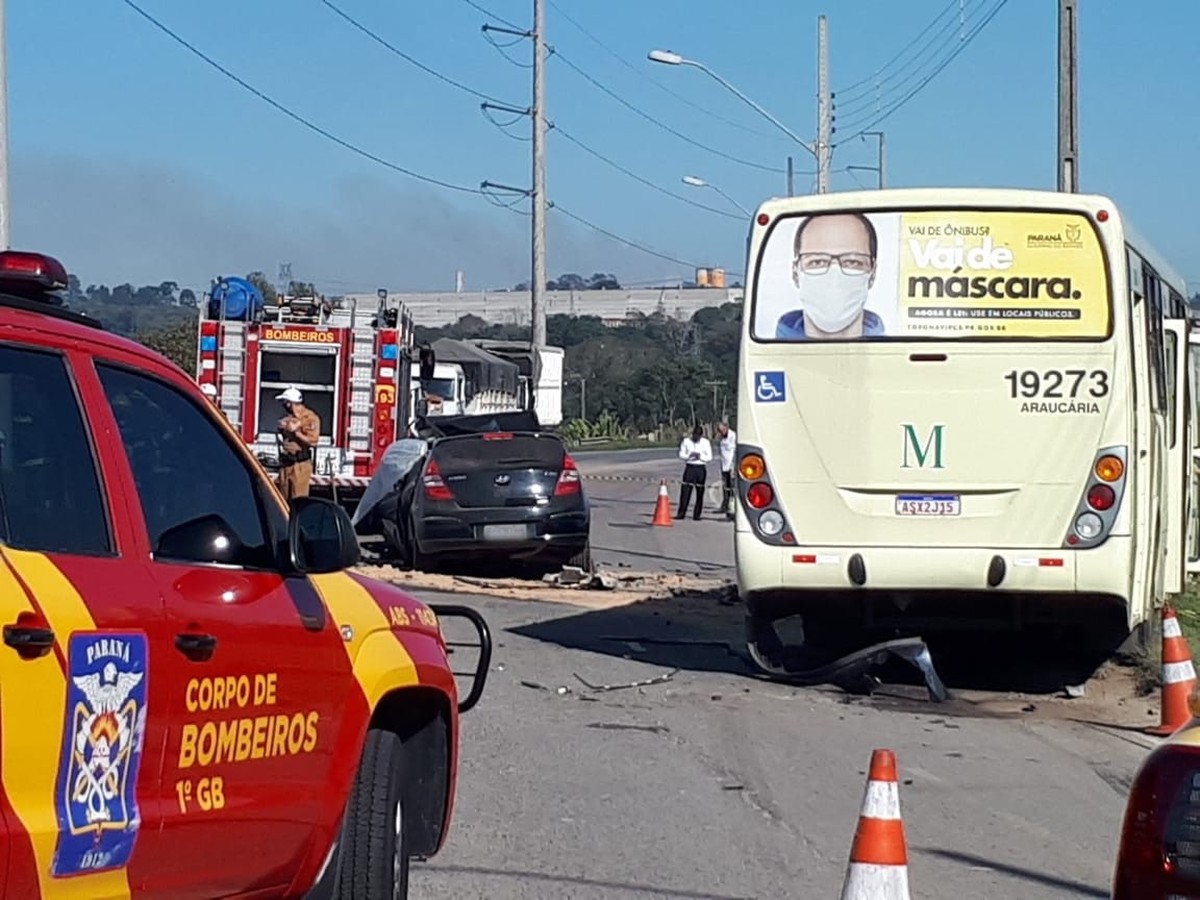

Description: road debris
[757,636,950,703]
[573,667,679,692]
[585,722,670,735]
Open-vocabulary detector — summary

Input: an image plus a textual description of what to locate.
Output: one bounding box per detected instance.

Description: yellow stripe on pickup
[308,573,418,706]
[0,550,132,900]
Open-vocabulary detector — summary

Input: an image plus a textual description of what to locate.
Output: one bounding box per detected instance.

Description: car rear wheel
[333,728,410,900]
[565,541,592,573]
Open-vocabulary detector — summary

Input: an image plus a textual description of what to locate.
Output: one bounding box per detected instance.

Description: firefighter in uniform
[275,386,320,503]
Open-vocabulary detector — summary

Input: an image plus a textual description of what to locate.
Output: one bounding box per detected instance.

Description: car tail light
[554,453,581,496]
[1114,741,1200,898]
[1064,446,1127,549]
[483,432,513,441]
[423,458,453,501]
[747,483,773,509]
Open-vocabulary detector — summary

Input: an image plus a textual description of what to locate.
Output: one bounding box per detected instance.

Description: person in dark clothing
[676,424,713,520]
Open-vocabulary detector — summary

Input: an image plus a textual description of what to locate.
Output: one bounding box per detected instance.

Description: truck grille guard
[428,603,492,714]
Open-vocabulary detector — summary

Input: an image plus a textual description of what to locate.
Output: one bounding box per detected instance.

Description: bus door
[1187,328,1200,576]
[1162,321,1189,593]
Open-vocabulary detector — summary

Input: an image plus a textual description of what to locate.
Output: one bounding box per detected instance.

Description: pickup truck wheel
[333,728,410,900]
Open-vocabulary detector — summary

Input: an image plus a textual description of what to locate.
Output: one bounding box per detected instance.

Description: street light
[648,49,817,161]
[682,175,751,216]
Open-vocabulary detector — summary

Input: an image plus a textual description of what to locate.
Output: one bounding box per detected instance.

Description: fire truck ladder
[347,324,377,472]
[214,320,247,429]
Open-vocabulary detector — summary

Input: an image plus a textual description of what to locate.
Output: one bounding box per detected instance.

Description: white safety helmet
[276,386,304,404]
[200,383,218,399]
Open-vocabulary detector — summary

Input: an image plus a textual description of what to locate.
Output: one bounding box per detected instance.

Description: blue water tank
[208,276,265,321]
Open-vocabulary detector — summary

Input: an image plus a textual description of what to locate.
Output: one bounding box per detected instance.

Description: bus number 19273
[1003,369,1109,400]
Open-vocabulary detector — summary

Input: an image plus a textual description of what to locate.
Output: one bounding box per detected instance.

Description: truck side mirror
[418,345,436,382]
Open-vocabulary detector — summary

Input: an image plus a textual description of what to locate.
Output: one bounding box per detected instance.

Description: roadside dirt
[352,563,735,612]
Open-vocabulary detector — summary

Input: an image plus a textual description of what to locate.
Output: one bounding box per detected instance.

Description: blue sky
[9,0,1199,295]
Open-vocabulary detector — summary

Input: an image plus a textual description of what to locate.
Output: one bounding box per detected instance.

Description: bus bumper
[736,532,1136,629]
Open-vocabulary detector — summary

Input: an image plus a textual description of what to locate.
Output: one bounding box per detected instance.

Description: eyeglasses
[794,252,873,275]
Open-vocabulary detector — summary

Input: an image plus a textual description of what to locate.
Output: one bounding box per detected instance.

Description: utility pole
[786,156,794,197]
[1057,0,1079,192]
[878,131,887,188]
[816,14,831,194]
[531,0,548,348]
[0,0,11,249]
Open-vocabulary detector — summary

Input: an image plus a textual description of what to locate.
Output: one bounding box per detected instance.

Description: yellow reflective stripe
[0,550,131,900]
[308,573,418,703]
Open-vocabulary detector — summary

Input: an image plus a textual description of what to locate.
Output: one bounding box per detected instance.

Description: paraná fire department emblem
[52,632,148,877]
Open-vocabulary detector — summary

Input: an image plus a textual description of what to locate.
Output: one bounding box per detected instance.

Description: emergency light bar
[0,251,70,294]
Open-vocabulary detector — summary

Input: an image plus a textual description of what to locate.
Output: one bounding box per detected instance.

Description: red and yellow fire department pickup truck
[0,251,489,898]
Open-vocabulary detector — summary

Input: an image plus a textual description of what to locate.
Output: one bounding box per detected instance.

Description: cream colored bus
[733,188,1194,675]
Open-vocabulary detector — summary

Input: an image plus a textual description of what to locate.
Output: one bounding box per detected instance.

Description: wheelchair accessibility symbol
[754,371,786,403]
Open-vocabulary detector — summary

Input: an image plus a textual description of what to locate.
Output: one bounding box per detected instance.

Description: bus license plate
[895,494,960,517]
[481,523,532,541]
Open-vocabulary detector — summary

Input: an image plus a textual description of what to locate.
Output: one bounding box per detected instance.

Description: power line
[836,0,1010,144]
[553,127,743,220]
[835,0,964,101]
[835,0,985,123]
[552,205,700,268]
[320,2,734,219]
[321,0,508,104]
[123,0,719,273]
[546,0,781,141]
[459,0,523,31]
[120,0,483,195]
[551,52,784,174]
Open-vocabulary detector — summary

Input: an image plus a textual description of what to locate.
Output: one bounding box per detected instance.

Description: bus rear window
[750,209,1111,342]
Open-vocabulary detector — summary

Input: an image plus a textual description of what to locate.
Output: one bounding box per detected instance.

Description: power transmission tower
[1057,0,1079,192]
[816,14,831,194]
[479,0,548,350]
[277,262,292,296]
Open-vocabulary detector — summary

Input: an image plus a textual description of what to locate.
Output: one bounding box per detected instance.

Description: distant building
[340,286,743,329]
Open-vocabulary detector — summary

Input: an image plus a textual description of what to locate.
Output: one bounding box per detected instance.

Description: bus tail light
[1064,446,1128,549]
[736,444,794,545]
[747,483,773,509]
[1113,739,1200,899]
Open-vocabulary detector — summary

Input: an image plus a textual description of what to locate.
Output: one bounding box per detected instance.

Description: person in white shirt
[716,421,737,520]
[676,424,713,520]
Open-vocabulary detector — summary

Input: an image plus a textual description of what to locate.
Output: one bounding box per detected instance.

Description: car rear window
[432,433,565,474]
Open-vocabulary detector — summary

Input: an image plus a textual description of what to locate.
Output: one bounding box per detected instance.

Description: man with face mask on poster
[776,211,884,340]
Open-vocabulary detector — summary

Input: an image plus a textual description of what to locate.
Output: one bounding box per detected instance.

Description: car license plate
[895,494,960,516]
[481,523,531,541]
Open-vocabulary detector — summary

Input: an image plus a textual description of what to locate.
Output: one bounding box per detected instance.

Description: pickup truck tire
[333,728,410,900]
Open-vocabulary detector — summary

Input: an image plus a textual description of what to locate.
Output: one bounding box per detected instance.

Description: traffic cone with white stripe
[652,479,673,527]
[841,748,911,900]
[1148,604,1198,736]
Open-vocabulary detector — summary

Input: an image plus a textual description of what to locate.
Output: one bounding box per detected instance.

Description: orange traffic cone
[652,479,673,527]
[1148,605,1198,736]
[841,749,911,900]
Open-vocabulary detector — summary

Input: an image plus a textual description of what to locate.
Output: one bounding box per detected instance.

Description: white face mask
[797,269,870,333]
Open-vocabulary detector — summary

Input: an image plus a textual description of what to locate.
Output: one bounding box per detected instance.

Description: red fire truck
[196,278,415,511]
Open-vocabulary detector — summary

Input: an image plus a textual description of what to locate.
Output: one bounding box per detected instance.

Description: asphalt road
[404,449,1149,900]
[413,590,1143,900]
[576,447,735,575]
